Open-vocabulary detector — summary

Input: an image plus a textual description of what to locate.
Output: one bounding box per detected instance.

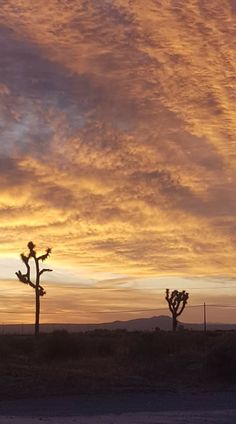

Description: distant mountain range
[1,315,236,334]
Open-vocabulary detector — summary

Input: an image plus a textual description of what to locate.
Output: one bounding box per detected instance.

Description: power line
[86,304,236,313]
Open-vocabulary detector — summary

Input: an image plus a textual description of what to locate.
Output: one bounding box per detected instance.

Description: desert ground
[1,411,236,424]
[0,332,235,423]
[0,392,236,424]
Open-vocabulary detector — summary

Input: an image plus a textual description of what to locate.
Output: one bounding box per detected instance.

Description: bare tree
[165,289,189,332]
[16,241,52,336]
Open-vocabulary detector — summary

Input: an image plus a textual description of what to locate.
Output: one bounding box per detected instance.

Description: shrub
[37,330,81,360]
[206,334,236,382]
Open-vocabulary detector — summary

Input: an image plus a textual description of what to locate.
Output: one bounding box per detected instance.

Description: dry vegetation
[0,330,235,399]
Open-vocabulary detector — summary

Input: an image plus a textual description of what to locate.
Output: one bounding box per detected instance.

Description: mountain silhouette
[1,315,236,334]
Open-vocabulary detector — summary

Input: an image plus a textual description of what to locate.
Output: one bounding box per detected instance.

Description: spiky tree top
[16,241,52,296]
[165,289,189,317]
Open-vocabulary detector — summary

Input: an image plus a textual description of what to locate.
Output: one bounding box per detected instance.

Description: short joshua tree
[165,289,189,332]
[16,241,52,336]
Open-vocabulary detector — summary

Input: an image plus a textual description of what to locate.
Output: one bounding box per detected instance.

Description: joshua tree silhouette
[165,289,189,332]
[16,241,52,336]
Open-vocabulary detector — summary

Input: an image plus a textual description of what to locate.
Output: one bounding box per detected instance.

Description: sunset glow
[0,1,236,324]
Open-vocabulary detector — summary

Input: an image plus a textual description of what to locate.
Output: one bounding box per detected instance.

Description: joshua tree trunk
[35,289,40,336]
[172,315,178,332]
[35,257,40,336]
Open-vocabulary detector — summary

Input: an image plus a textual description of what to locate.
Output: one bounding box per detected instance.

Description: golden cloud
[0,1,235,294]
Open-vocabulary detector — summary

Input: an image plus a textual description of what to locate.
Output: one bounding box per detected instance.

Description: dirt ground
[1,411,236,424]
[0,391,236,424]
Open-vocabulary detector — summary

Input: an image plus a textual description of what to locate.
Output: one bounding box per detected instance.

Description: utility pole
[203,302,207,333]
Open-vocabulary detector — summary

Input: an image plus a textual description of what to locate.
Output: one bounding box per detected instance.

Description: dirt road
[1,411,236,423]
[0,391,235,423]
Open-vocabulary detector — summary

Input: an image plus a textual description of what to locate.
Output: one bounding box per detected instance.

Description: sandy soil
[1,411,236,424]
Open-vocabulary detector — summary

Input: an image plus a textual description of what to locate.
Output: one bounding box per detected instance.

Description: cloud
[0,0,235,285]
[1,275,236,324]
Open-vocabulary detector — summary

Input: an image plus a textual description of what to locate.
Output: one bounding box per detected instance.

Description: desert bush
[206,333,236,382]
[36,330,118,361]
[9,335,35,355]
[123,331,209,363]
[0,335,34,359]
[37,330,82,360]
[0,336,12,359]
[80,331,118,357]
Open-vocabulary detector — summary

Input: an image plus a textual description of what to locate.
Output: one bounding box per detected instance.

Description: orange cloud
[0,1,235,323]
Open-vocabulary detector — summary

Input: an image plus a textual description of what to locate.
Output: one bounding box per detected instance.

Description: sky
[0,0,236,324]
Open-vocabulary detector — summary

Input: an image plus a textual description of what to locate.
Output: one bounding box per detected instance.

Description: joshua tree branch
[15,270,36,290]
[38,248,51,262]
[176,298,188,316]
[165,288,189,331]
[39,268,52,276]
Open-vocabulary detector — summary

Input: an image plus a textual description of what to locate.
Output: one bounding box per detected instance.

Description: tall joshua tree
[165,289,189,332]
[16,241,52,336]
